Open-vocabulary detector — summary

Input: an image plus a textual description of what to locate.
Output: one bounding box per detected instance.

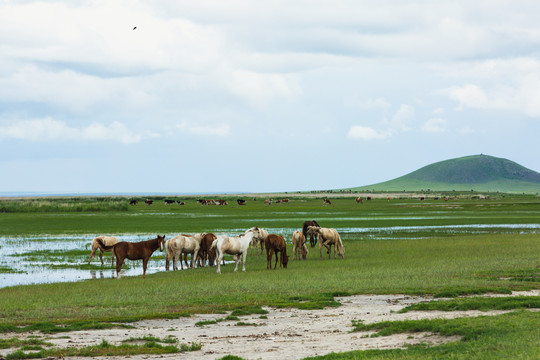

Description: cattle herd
[88,221,345,278]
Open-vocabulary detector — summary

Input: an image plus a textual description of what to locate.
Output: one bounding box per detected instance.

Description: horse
[245,227,268,255]
[165,233,205,271]
[307,226,344,259]
[302,220,320,248]
[265,234,289,269]
[88,236,118,265]
[211,232,255,274]
[197,233,218,267]
[97,235,165,278]
[291,231,308,260]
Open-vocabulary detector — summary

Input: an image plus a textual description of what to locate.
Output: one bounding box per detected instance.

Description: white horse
[211,232,255,274]
[245,227,268,255]
[165,233,205,270]
[88,236,118,265]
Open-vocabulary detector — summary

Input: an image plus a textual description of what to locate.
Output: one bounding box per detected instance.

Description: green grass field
[0,194,539,359]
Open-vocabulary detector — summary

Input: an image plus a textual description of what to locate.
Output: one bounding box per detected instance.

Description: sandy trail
[1,290,537,360]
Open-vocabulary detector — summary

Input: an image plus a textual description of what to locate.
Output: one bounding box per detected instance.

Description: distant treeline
[0,198,129,213]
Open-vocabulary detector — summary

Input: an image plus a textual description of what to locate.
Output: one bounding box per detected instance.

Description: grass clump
[0,321,133,334]
[5,337,201,360]
[399,296,540,313]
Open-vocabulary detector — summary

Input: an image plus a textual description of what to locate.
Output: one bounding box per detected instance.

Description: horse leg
[192,249,199,269]
[99,249,104,265]
[111,249,115,266]
[274,251,279,269]
[115,256,124,278]
[242,252,247,272]
[233,254,240,272]
[142,258,149,278]
[216,251,222,274]
[266,249,272,270]
[166,253,170,271]
[88,246,96,264]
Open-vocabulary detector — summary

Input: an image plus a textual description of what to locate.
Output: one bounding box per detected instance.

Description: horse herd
[88,221,345,278]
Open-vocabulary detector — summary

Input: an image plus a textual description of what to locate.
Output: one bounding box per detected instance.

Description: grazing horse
[302,220,320,248]
[355,197,363,204]
[88,236,118,265]
[291,231,308,260]
[145,198,153,205]
[165,233,205,270]
[265,234,289,269]
[197,233,218,267]
[307,226,344,259]
[323,198,332,205]
[97,235,165,278]
[211,232,255,274]
[246,227,268,255]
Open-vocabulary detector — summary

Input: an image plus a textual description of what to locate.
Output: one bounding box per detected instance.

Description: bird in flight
[133,26,137,30]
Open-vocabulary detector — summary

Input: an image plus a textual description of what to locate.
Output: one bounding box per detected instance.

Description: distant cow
[237,199,246,205]
[281,198,289,203]
[355,197,362,204]
[164,199,175,205]
[264,199,272,205]
[129,200,138,205]
[323,198,332,206]
[145,199,153,205]
[177,201,185,205]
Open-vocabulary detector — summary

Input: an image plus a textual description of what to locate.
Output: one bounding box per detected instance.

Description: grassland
[0,194,539,359]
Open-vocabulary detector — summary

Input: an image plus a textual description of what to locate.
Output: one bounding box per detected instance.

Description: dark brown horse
[97,235,165,278]
[264,234,289,270]
[303,220,320,248]
[197,233,218,266]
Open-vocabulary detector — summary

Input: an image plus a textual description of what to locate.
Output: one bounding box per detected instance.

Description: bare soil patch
[1,291,537,360]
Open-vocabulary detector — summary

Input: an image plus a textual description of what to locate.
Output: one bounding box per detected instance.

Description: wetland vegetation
[0,193,538,359]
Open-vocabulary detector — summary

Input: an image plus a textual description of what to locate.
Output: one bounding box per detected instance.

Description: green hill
[352,155,540,193]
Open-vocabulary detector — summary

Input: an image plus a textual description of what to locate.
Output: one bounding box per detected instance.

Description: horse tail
[97,238,116,251]
[336,233,344,258]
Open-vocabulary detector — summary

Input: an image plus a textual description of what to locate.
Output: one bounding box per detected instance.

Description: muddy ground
[1,290,537,360]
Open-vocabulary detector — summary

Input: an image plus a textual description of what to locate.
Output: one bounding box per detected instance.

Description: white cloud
[0,118,143,144]
[176,121,230,136]
[347,126,388,140]
[443,58,540,117]
[422,118,447,133]
[388,104,414,133]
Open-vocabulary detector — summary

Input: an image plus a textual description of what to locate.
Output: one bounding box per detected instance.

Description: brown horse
[302,220,320,248]
[264,234,289,269]
[197,233,218,267]
[97,235,165,278]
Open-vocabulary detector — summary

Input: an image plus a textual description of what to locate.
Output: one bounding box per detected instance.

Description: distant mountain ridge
[353,155,540,193]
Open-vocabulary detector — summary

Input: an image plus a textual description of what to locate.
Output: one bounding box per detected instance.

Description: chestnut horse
[97,235,165,278]
[302,220,320,248]
[197,233,218,267]
[264,234,289,269]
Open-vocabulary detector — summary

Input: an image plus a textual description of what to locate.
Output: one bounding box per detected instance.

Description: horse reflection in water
[97,235,165,278]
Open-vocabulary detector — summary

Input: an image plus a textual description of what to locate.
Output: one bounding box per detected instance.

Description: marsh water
[1,223,539,289]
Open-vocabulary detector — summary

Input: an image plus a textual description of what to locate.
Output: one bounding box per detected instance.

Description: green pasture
[0,194,539,359]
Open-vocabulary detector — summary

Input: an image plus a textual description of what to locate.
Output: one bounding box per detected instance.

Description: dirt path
[1,291,537,360]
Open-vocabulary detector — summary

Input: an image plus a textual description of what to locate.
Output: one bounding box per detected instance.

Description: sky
[1,1,540,194]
